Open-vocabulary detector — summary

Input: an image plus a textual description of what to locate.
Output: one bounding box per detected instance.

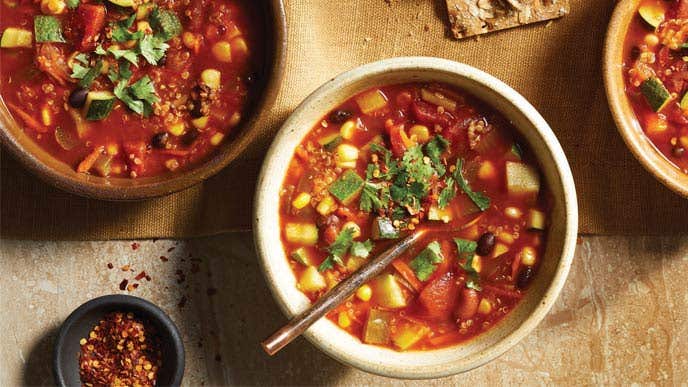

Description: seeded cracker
[446,0,570,39]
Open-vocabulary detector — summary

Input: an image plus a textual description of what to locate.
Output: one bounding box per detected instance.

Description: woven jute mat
[2,0,687,240]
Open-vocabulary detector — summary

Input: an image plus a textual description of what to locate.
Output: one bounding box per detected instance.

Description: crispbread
[447,0,570,39]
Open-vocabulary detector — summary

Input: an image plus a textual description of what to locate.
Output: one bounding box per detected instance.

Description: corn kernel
[356,284,372,301]
[336,144,359,168]
[679,135,688,148]
[165,158,179,171]
[136,21,152,34]
[210,132,224,146]
[136,3,153,20]
[339,120,357,140]
[231,37,248,55]
[182,32,200,52]
[167,122,185,136]
[520,246,537,266]
[228,111,241,127]
[497,232,515,244]
[225,24,241,39]
[316,196,336,216]
[212,41,232,62]
[644,33,659,48]
[409,125,430,143]
[504,207,522,219]
[292,192,312,210]
[106,143,119,156]
[201,69,221,90]
[191,116,208,129]
[493,243,509,258]
[342,221,361,238]
[41,106,52,126]
[471,256,482,273]
[477,161,496,180]
[41,0,65,15]
[646,115,668,135]
[478,298,492,315]
[337,311,351,328]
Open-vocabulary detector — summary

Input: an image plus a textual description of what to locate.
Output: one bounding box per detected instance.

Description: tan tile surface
[1,234,687,386]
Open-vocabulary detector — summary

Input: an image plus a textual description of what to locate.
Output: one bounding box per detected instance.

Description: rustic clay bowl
[254,57,578,379]
[0,0,286,200]
[604,0,688,198]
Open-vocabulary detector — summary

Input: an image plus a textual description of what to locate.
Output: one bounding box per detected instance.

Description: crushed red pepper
[79,312,162,387]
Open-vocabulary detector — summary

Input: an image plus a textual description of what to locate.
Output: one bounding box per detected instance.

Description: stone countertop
[1,234,686,386]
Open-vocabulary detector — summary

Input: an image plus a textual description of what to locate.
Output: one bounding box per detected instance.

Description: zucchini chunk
[680,92,688,110]
[1,28,32,48]
[107,0,135,7]
[371,274,407,308]
[355,89,388,115]
[290,247,312,266]
[328,170,364,204]
[363,309,393,345]
[318,133,342,151]
[638,4,665,29]
[506,161,540,197]
[298,266,327,293]
[34,15,66,43]
[149,7,182,40]
[84,91,116,121]
[371,217,399,240]
[640,77,672,112]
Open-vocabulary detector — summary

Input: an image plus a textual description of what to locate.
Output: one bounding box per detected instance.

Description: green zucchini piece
[318,133,343,151]
[328,170,364,204]
[638,4,665,29]
[371,217,399,240]
[34,15,66,43]
[107,0,135,7]
[680,92,688,110]
[1,27,32,48]
[290,247,312,266]
[84,91,115,121]
[149,8,182,40]
[640,77,672,112]
[78,60,103,88]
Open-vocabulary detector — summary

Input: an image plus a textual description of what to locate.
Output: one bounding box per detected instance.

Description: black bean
[151,132,169,149]
[182,129,199,145]
[673,147,685,158]
[517,266,535,289]
[630,46,641,61]
[329,109,352,124]
[476,232,496,256]
[189,102,204,118]
[68,87,89,108]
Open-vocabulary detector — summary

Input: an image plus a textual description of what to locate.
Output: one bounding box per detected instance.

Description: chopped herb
[66,0,79,8]
[118,61,132,80]
[74,53,89,65]
[138,34,169,65]
[437,176,456,209]
[409,241,443,281]
[78,60,103,88]
[94,45,107,55]
[359,181,388,213]
[318,228,355,272]
[111,14,143,42]
[453,158,491,211]
[425,135,449,177]
[454,238,479,279]
[107,46,139,66]
[70,63,90,80]
[114,75,158,117]
[350,240,374,258]
[466,279,482,291]
[34,15,66,43]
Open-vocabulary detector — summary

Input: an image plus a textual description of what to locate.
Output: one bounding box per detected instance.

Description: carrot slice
[77,146,104,173]
[6,103,48,133]
[392,259,422,292]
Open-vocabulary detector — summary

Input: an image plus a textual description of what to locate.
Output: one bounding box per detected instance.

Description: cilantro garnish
[114,76,159,117]
[78,60,103,88]
[350,240,374,258]
[360,181,388,213]
[138,35,169,65]
[438,176,456,209]
[107,46,139,66]
[454,238,481,289]
[318,228,355,272]
[70,63,90,80]
[409,241,443,281]
[66,0,79,8]
[453,158,491,211]
[111,14,143,42]
[74,53,89,65]
[425,135,449,177]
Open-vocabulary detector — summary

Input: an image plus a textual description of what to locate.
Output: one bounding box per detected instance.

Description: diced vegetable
[638,4,665,28]
[477,160,496,180]
[526,209,546,230]
[409,241,443,281]
[392,324,429,350]
[77,146,104,173]
[456,288,480,320]
[54,126,79,150]
[290,247,312,266]
[363,309,393,345]
[292,192,312,210]
[84,91,115,121]
[371,217,399,240]
[231,37,248,55]
[478,298,492,315]
[318,133,342,151]
[409,124,430,143]
[355,89,388,115]
[167,122,186,136]
[212,41,232,62]
[356,284,372,302]
[136,3,155,20]
[106,0,135,7]
[342,221,361,239]
[420,88,457,112]
[201,69,221,90]
[493,243,509,258]
[76,4,106,51]
[519,246,537,266]
[336,144,359,169]
[316,196,336,216]
[428,205,453,223]
[93,154,113,176]
[371,274,407,308]
[339,120,357,140]
[328,170,364,204]
[1,28,32,48]
[640,77,672,112]
[34,15,66,43]
[345,255,366,272]
[298,266,327,293]
[284,223,318,246]
[391,259,422,292]
[191,116,208,129]
[505,161,540,196]
[149,7,182,40]
[418,273,459,319]
[337,311,351,328]
[681,92,688,110]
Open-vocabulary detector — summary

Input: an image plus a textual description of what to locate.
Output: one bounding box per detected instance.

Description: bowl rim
[603,0,688,198]
[0,0,287,201]
[253,57,578,379]
[53,294,185,387]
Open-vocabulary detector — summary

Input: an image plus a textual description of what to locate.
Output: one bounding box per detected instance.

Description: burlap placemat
[1,0,687,240]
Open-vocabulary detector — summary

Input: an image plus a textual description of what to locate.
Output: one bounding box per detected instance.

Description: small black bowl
[54,294,185,387]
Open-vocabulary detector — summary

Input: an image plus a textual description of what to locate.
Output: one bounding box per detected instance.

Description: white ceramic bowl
[254,57,578,379]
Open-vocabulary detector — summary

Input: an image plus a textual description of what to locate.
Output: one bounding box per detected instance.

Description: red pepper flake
[206,288,217,296]
[79,312,162,386]
[119,279,128,291]
[159,256,169,262]
[131,242,140,250]
[107,263,113,269]
[134,271,147,281]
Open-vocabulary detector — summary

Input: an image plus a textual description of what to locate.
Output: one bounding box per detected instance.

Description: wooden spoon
[261,228,427,356]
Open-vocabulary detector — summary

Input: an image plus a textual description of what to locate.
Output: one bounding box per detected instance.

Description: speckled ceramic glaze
[604,0,688,198]
[254,57,579,379]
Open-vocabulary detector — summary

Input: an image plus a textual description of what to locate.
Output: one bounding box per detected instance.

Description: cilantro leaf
[453,158,491,211]
[118,61,132,80]
[111,14,143,42]
[74,53,89,65]
[437,176,456,209]
[350,240,373,258]
[78,60,103,88]
[114,80,145,114]
[409,241,443,281]
[66,0,79,8]
[108,46,139,67]
[425,135,449,177]
[318,227,355,272]
[454,238,478,276]
[138,34,169,65]
[360,182,388,213]
[70,63,90,80]
[466,279,482,291]
[94,45,107,55]
[114,76,158,117]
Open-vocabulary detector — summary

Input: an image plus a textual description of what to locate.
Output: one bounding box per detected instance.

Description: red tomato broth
[623,0,688,174]
[1,0,264,178]
[279,82,551,351]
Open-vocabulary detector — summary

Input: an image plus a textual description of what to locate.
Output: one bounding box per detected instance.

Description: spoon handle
[261,229,426,356]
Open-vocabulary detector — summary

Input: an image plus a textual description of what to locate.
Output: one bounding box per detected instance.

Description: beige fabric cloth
[2,0,687,240]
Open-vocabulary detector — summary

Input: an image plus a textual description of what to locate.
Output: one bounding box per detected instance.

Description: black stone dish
[53,294,185,387]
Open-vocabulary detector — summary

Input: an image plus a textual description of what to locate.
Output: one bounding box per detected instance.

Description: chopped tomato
[418,273,459,320]
[76,4,106,51]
